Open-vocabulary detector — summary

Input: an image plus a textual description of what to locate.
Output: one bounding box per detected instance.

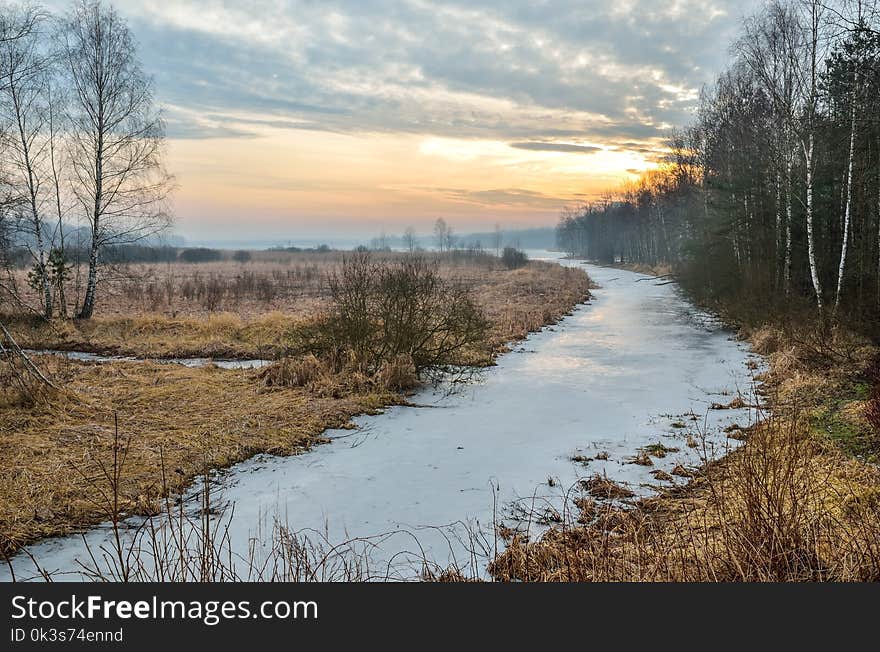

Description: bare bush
[298,253,489,380]
[501,247,528,270]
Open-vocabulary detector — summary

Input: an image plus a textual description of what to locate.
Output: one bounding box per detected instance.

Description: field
[0,251,592,555]
[4,251,587,359]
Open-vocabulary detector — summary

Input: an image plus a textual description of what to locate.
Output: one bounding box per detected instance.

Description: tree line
[558,0,880,327]
[0,0,171,319]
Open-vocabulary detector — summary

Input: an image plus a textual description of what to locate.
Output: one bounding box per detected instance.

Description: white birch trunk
[804,134,823,310]
[834,74,858,313]
[785,155,793,295]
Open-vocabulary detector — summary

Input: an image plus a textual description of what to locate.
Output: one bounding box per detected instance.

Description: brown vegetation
[2,252,591,360]
[0,356,399,555]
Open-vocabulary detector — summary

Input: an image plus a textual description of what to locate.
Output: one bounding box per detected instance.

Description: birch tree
[0,5,55,317]
[61,0,171,319]
[795,0,828,311]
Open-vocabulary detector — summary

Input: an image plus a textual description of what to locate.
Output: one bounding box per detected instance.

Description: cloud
[431,186,572,209]
[509,142,602,154]
[74,0,763,145]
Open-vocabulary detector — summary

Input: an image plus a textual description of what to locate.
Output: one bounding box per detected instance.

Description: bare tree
[797,0,829,312]
[433,217,451,252]
[492,223,503,257]
[831,1,874,312]
[61,0,172,319]
[402,226,417,253]
[0,5,56,318]
[0,3,54,393]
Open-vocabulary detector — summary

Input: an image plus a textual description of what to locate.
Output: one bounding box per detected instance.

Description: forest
[557,0,880,329]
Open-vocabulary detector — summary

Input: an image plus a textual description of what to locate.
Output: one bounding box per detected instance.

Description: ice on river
[25,349,269,370]
[3,255,763,581]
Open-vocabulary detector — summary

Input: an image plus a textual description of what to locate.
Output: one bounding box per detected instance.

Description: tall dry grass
[2,252,591,361]
[488,413,880,582]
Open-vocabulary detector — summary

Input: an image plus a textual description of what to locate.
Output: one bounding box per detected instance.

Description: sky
[50,0,762,241]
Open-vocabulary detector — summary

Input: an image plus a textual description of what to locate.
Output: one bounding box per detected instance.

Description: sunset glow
[43,0,762,240]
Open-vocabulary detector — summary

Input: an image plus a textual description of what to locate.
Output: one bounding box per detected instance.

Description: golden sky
[168,127,656,238]
[51,0,761,242]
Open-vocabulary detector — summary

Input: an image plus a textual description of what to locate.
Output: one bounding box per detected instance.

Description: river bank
[3,257,759,580]
[488,278,880,582]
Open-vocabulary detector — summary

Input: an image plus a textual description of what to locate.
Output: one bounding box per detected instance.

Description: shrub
[179,248,223,263]
[232,250,252,263]
[297,253,489,380]
[501,247,528,270]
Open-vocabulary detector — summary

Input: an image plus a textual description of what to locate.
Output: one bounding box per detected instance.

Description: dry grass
[613,262,675,278]
[3,254,591,361]
[5,311,298,359]
[745,323,879,457]
[0,254,591,556]
[490,415,880,582]
[0,356,395,555]
[476,261,594,355]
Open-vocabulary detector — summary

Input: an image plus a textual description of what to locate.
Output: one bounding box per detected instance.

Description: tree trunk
[50,105,68,318]
[834,73,858,313]
[78,121,104,319]
[804,134,823,311]
[784,154,793,296]
[31,200,52,320]
[775,170,782,291]
[78,237,99,319]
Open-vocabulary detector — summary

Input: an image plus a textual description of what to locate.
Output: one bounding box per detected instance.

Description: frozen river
[2,254,760,581]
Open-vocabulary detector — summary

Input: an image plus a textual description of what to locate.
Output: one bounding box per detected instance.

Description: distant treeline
[558,0,880,328]
[0,243,344,268]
